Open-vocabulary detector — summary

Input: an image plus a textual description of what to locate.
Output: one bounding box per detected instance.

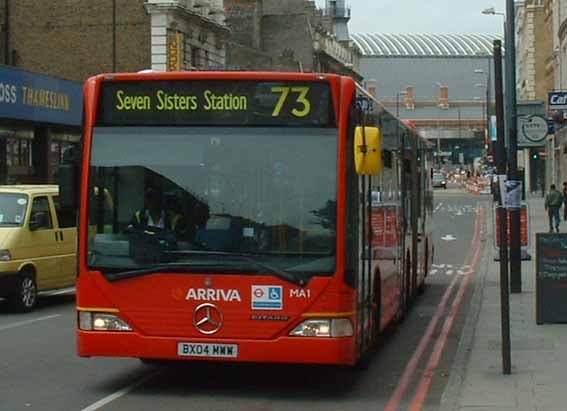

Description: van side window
[52,196,77,228]
[30,197,53,230]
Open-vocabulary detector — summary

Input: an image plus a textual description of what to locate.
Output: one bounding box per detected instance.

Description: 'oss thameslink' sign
[0,66,82,126]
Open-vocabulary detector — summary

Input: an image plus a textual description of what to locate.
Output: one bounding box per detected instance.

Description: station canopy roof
[351,33,503,57]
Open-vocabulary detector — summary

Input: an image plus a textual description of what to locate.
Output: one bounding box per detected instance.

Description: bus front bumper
[77,331,357,366]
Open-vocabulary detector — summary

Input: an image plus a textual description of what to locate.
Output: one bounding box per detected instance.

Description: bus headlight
[78,311,132,331]
[289,318,353,337]
[0,249,12,261]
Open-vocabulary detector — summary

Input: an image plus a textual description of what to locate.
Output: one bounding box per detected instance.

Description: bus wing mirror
[354,126,382,175]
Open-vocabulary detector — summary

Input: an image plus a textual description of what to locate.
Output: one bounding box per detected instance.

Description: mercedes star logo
[193,303,223,335]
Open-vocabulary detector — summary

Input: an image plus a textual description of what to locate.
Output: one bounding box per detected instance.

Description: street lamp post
[475,82,489,155]
[475,67,491,155]
[482,4,522,294]
[505,0,522,294]
[474,95,487,151]
[435,82,444,164]
[481,7,506,159]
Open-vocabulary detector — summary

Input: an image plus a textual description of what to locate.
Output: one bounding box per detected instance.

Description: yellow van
[0,185,77,312]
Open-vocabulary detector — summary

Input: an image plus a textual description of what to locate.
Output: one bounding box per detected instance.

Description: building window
[191,47,200,69]
[7,138,32,168]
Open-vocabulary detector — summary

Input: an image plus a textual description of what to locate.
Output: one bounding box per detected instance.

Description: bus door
[347,104,374,357]
[359,172,374,353]
[409,133,419,297]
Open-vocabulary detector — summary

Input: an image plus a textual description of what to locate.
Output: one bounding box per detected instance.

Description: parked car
[0,185,77,311]
[432,173,447,189]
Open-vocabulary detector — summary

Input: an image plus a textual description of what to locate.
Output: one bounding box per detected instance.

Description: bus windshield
[87,126,338,279]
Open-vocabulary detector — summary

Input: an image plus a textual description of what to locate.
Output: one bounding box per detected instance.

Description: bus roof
[89,71,347,83]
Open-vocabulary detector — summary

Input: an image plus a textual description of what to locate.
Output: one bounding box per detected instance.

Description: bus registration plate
[177,342,239,358]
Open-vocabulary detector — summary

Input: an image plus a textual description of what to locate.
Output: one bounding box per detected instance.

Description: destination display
[97,80,335,127]
[536,233,567,323]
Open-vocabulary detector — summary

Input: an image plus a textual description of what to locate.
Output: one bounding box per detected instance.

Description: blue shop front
[0,65,82,184]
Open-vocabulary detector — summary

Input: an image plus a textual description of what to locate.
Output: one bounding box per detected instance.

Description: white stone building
[145,0,230,71]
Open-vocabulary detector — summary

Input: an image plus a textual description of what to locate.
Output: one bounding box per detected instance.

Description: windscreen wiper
[166,250,307,286]
[99,263,248,282]
[101,265,199,282]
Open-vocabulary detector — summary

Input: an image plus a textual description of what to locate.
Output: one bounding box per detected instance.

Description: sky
[315,0,507,34]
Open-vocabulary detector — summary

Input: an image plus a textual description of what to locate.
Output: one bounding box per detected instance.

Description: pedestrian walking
[545,184,563,233]
[562,182,567,221]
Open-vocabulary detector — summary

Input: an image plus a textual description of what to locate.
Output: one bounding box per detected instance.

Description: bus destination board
[97,80,335,127]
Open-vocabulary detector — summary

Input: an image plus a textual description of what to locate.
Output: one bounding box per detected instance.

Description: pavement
[440,194,567,411]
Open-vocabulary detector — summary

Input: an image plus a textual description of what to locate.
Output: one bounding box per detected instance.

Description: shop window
[7,138,32,167]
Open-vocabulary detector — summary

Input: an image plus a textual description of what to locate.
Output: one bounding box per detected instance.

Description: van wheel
[10,270,37,312]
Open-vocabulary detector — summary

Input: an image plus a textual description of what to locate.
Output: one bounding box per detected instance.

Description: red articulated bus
[63,71,433,366]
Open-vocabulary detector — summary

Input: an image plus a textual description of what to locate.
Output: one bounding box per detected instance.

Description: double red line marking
[385,206,486,411]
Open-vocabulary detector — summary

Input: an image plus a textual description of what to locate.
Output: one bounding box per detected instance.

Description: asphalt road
[0,185,488,411]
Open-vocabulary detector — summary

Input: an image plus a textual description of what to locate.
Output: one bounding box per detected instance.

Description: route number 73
[271,86,311,118]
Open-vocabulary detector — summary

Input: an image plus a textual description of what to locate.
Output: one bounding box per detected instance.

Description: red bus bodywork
[76,72,432,366]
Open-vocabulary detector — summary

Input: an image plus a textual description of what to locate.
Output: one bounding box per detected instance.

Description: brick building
[0,0,229,81]
[516,0,551,102]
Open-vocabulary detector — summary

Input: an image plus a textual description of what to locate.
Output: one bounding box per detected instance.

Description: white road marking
[0,314,62,331]
[39,287,75,297]
[434,203,443,212]
[441,235,457,241]
[430,264,470,277]
[79,370,160,411]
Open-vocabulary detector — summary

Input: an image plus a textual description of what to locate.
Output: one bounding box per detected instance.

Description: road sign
[516,102,548,148]
[549,91,567,110]
[520,115,548,143]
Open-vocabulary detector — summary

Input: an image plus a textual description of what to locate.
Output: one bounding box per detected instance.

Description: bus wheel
[417,280,426,296]
[9,268,37,312]
[418,244,428,296]
[396,253,411,324]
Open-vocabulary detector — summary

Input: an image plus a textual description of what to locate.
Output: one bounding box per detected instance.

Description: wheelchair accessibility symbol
[269,288,281,300]
[251,285,283,310]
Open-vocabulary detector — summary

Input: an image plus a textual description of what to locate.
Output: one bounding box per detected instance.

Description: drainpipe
[4,0,9,64]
